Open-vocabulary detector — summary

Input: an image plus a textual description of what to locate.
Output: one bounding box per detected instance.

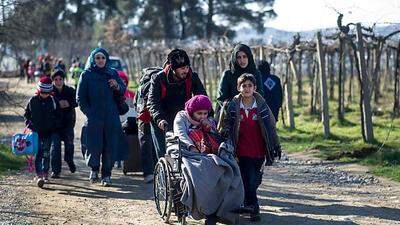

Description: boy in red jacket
[222,73,281,222]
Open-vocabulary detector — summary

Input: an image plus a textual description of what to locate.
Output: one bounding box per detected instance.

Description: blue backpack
[12,130,39,156]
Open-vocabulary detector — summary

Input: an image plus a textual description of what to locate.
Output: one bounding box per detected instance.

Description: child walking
[222,73,281,222]
[24,76,61,187]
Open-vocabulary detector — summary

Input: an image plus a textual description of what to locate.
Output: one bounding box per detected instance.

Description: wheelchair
[153,131,188,225]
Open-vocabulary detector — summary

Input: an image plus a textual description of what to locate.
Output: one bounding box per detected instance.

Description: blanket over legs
[180,141,244,225]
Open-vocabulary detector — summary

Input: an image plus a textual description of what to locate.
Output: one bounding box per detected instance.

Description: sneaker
[37,177,45,188]
[101,177,111,187]
[144,174,154,183]
[89,171,99,183]
[50,172,60,179]
[43,173,49,183]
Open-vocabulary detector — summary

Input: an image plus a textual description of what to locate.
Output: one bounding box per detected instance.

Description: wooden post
[297,50,303,105]
[285,60,295,129]
[348,47,355,104]
[308,54,315,113]
[356,23,374,142]
[394,40,400,116]
[372,42,383,104]
[316,32,330,138]
[328,52,335,100]
[259,46,264,60]
[201,53,208,95]
[338,36,345,121]
[383,47,391,88]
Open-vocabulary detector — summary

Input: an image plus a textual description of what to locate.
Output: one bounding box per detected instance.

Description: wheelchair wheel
[153,158,173,223]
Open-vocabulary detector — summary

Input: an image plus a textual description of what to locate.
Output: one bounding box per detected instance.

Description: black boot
[68,162,76,173]
[250,206,261,222]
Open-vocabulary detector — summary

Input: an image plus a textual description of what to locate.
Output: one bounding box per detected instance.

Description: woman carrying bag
[76,48,126,187]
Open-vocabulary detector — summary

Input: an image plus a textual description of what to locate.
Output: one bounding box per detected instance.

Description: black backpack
[136,67,162,113]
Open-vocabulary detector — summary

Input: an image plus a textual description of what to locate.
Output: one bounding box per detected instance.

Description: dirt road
[1,78,400,225]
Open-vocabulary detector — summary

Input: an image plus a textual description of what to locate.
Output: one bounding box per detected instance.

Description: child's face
[238,80,256,98]
[192,110,208,122]
[53,76,64,88]
[39,92,50,99]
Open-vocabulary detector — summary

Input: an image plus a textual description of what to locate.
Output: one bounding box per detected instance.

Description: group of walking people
[24,43,284,224]
[134,44,283,224]
[24,69,77,184]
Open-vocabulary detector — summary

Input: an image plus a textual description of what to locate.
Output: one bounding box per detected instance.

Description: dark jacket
[221,92,280,165]
[217,44,264,106]
[24,95,61,138]
[147,66,207,126]
[257,60,283,121]
[53,84,78,130]
[261,74,282,121]
[77,48,127,163]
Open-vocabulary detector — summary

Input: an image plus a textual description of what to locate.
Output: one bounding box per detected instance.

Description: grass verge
[277,97,400,182]
[0,143,26,177]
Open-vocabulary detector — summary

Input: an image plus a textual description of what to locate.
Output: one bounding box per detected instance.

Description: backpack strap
[161,80,167,100]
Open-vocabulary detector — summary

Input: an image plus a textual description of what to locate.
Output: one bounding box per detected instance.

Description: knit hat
[185,95,212,117]
[167,49,190,70]
[37,76,53,93]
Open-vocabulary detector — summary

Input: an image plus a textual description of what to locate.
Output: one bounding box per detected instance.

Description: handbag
[114,91,129,115]
[12,128,39,156]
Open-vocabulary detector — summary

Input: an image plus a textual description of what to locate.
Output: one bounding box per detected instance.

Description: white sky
[265,0,400,31]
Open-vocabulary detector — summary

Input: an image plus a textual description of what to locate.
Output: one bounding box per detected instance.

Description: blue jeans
[35,135,53,175]
[150,120,167,160]
[238,157,264,212]
[138,120,157,176]
[51,128,75,173]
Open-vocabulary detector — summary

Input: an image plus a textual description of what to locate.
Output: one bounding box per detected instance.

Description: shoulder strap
[160,71,167,100]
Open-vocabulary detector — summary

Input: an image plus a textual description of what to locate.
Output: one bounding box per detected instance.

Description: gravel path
[1,78,400,225]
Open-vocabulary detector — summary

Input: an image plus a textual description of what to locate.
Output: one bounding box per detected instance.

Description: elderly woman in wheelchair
[153,95,244,225]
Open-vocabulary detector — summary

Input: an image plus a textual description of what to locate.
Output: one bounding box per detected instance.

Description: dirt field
[1,78,400,225]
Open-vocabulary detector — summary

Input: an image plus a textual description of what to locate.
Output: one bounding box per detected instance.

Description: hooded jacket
[76,48,127,163]
[257,60,283,121]
[217,44,264,105]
